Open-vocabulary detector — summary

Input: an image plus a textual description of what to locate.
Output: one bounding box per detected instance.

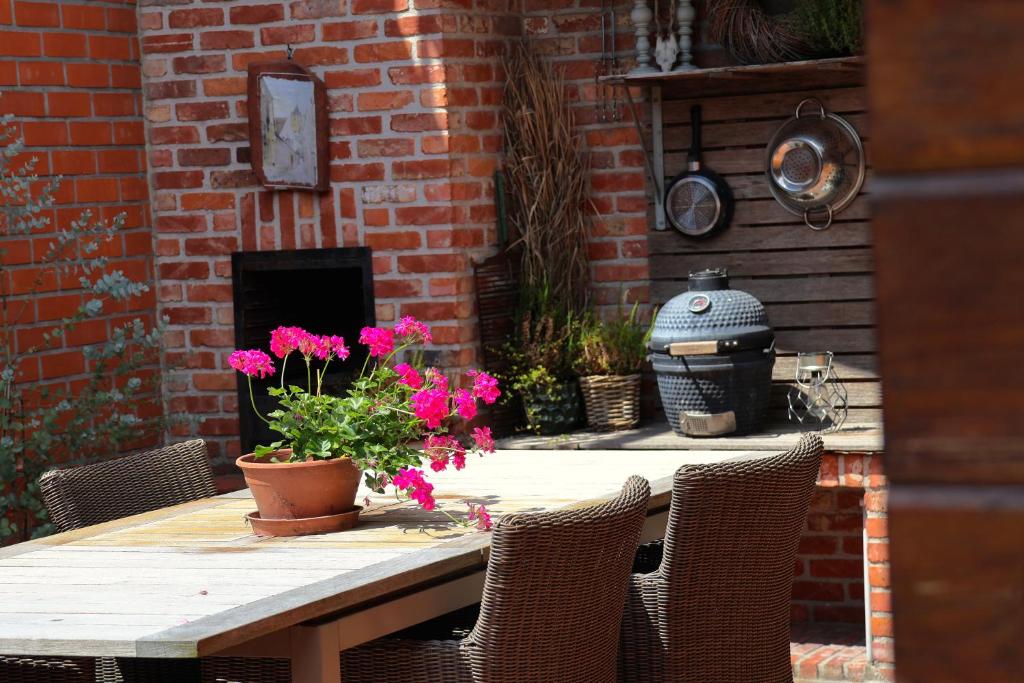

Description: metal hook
[286,44,294,60]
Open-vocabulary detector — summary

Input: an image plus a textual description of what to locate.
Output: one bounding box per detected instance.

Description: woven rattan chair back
[620,434,823,683]
[39,439,216,533]
[464,475,651,683]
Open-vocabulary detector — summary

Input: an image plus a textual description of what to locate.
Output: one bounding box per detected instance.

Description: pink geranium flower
[229,349,276,378]
[472,426,495,454]
[452,450,466,471]
[295,331,327,360]
[467,503,493,531]
[467,370,501,405]
[393,468,435,511]
[395,315,432,344]
[326,335,350,361]
[359,326,395,358]
[394,362,424,389]
[424,435,467,472]
[453,388,477,420]
[424,434,452,472]
[411,388,449,429]
[269,326,305,359]
[425,368,448,392]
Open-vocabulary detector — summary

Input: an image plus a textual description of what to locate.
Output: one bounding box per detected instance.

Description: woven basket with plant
[575,305,652,431]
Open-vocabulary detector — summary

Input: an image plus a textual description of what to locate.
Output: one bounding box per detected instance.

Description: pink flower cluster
[468,370,501,405]
[268,326,350,362]
[359,326,395,358]
[453,389,476,420]
[392,468,435,511]
[411,388,449,429]
[424,434,467,472]
[359,316,432,359]
[395,315,432,344]
[409,370,500,428]
[466,503,493,531]
[394,363,423,389]
[228,349,275,378]
[229,352,276,378]
[472,427,496,453]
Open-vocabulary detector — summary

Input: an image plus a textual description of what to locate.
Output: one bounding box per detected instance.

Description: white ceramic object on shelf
[673,0,697,71]
[629,0,658,75]
[655,32,679,73]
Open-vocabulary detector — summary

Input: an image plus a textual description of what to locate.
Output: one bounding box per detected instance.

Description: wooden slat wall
[648,86,879,425]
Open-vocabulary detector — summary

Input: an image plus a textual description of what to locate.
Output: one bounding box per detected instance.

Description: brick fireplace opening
[231,247,374,453]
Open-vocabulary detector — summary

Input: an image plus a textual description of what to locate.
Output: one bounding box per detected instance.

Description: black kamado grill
[650,269,775,436]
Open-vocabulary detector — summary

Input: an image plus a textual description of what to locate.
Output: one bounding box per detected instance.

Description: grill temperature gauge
[688,295,711,313]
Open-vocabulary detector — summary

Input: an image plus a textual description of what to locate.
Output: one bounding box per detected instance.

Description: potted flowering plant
[230,316,499,536]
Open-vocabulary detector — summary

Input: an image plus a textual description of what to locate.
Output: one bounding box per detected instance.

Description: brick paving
[791,622,881,682]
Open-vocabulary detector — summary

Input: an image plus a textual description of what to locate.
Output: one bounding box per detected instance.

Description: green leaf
[253,441,283,458]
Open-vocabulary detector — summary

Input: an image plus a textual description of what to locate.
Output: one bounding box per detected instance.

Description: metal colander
[766,98,865,230]
[779,144,821,186]
[666,176,721,236]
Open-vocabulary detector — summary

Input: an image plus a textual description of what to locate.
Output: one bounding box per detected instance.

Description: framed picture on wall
[247,60,329,192]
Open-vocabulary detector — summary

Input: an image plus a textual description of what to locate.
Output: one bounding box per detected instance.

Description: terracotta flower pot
[236,450,361,520]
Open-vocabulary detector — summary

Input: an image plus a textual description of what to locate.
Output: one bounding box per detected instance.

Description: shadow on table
[361,495,548,537]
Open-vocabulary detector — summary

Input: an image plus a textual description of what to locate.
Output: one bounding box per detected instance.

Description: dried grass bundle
[501,41,590,316]
[707,0,811,65]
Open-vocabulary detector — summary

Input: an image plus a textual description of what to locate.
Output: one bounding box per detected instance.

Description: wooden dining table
[0,448,760,682]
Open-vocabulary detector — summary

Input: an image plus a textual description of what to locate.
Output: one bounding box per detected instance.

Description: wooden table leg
[290,623,340,683]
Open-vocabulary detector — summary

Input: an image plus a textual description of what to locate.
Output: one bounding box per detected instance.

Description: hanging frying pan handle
[804,205,834,230]
[795,98,827,120]
[688,105,702,169]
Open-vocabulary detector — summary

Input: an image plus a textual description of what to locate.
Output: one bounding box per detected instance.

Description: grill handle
[667,340,741,356]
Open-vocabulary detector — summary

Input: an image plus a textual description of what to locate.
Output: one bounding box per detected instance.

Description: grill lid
[650,268,774,353]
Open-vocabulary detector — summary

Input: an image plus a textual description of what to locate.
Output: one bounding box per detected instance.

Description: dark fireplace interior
[232,247,375,454]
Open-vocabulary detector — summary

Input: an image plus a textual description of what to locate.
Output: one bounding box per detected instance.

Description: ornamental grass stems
[501,41,591,318]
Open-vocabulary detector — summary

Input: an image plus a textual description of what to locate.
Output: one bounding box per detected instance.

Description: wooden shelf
[602,55,866,99]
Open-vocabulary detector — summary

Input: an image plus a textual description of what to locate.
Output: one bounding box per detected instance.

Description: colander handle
[795,98,827,120]
[804,205,834,230]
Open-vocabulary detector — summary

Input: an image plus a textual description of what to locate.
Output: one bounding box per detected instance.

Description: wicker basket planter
[579,374,641,431]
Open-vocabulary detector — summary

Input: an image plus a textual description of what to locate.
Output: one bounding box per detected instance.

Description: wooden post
[290,623,340,683]
[868,1,1024,680]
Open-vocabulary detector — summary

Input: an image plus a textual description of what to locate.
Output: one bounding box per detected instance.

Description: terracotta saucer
[246,506,363,537]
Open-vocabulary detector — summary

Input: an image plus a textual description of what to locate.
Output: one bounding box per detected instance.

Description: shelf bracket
[622,83,666,230]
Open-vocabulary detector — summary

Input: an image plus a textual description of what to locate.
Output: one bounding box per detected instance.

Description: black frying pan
[664,105,734,238]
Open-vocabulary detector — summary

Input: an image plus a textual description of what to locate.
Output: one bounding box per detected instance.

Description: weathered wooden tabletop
[0,448,751,660]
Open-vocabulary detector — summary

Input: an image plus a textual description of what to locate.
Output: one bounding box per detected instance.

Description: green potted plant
[575,304,651,431]
[503,307,582,436]
[231,318,499,536]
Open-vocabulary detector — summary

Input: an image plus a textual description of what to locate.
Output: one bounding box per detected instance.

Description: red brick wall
[803,452,892,678]
[794,485,867,625]
[0,1,155,406]
[138,0,519,466]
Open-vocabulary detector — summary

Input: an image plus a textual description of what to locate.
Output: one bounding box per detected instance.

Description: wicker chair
[618,434,824,683]
[2,440,217,683]
[40,438,217,533]
[341,475,652,683]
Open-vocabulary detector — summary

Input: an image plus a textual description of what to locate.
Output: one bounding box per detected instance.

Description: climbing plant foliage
[0,117,169,543]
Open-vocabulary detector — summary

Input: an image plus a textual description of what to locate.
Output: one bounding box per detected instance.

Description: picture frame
[246,60,329,192]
